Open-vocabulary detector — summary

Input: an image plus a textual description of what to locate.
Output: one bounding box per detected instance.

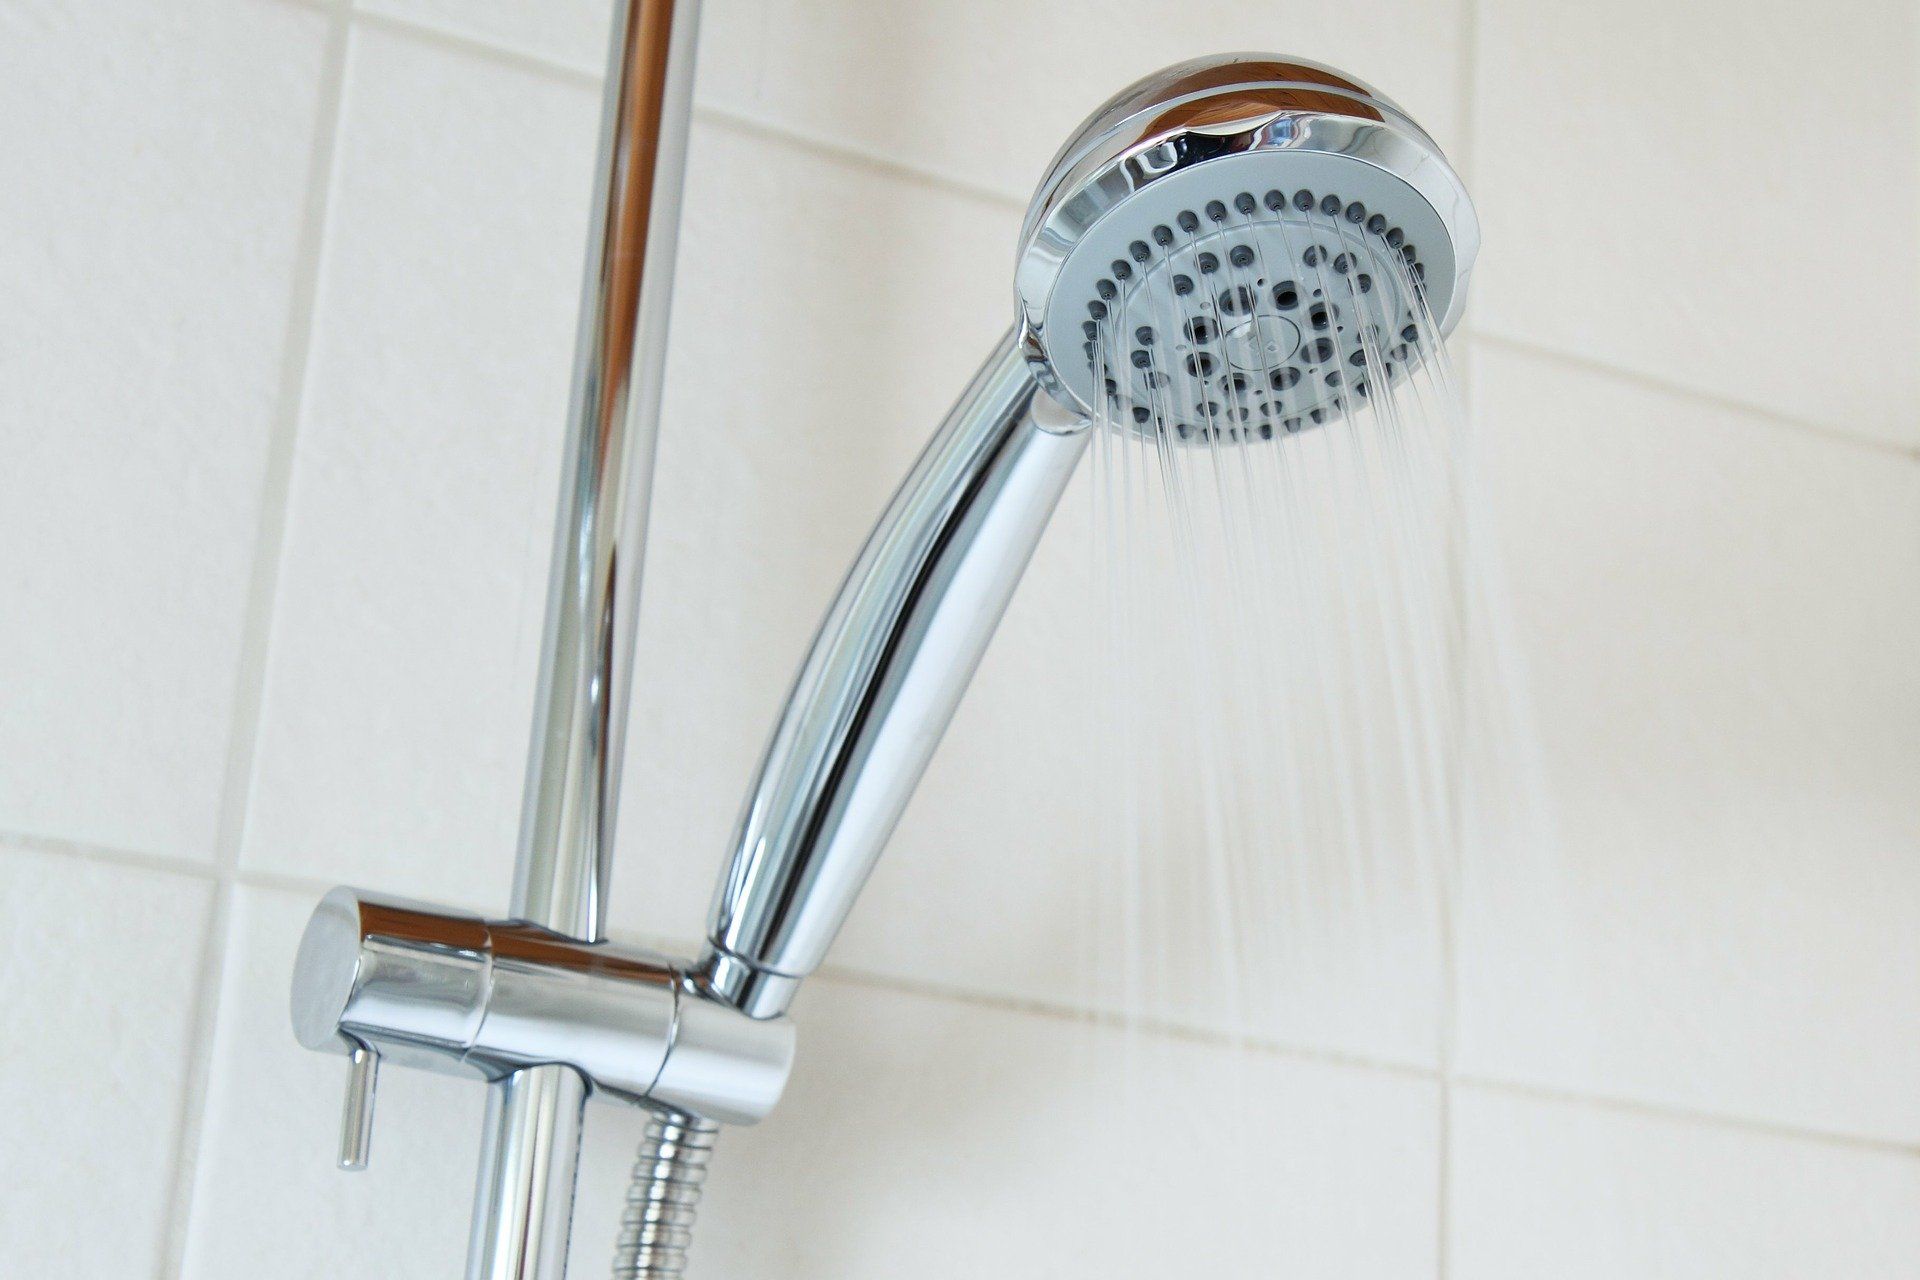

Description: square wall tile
[569,978,1441,1277]
[0,0,328,859]
[1449,1086,1920,1278]
[242,26,599,902]
[358,0,616,73]
[358,0,1468,200]
[0,845,212,1275]
[181,885,483,1278]
[1456,341,1920,1144]
[1472,0,1920,447]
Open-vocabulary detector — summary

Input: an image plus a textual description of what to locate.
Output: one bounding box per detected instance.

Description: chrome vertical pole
[468,1,701,1275]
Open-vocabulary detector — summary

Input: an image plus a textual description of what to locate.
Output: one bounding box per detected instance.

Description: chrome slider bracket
[291,888,795,1170]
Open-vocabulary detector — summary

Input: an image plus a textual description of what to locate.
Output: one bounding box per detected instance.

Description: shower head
[702,55,1479,1019]
[1015,55,1477,438]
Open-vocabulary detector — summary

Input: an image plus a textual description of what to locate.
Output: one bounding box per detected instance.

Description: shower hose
[612,1109,717,1278]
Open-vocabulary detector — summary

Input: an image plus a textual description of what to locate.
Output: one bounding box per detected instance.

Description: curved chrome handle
[702,331,1090,1016]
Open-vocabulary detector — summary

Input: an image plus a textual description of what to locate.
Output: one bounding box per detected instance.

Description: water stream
[1068,213,1570,1270]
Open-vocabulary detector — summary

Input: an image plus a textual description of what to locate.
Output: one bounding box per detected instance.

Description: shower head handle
[701,334,1087,1016]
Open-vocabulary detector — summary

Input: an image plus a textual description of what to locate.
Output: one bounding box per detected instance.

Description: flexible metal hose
[612,1110,717,1277]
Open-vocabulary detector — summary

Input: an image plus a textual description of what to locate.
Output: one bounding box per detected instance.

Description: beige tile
[0,0,329,859]
[0,846,212,1275]
[241,25,598,902]
[569,978,1441,1277]
[1448,1085,1920,1279]
[1471,0,1920,447]
[361,0,1468,200]
[1456,341,1920,1144]
[180,885,483,1278]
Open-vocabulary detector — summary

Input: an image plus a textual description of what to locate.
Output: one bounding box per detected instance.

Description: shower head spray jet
[1017,55,1477,438]
[701,54,1477,1018]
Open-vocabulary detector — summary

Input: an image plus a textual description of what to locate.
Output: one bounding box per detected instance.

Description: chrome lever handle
[337,1039,380,1171]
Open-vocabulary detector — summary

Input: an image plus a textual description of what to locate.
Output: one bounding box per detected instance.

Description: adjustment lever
[337,1039,379,1171]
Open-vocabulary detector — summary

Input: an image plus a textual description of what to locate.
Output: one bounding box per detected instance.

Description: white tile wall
[1449,1085,1920,1278]
[359,0,614,72]
[1457,340,1920,1146]
[1472,0,1920,448]
[0,845,213,1275]
[3,0,1917,1276]
[241,24,598,904]
[0,0,330,860]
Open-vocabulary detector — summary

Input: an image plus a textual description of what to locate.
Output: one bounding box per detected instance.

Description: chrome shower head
[703,56,1479,1020]
[1015,55,1477,438]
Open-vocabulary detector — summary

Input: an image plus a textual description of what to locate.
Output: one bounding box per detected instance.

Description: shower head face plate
[1015,56,1478,437]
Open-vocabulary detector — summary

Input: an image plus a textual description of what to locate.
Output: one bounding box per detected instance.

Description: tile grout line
[812,962,1446,1086]
[154,6,356,1276]
[345,5,1030,215]
[1450,1072,1920,1161]
[348,4,601,87]
[1471,329,1920,464]
[0,825,359,902]
[692,102,1028,214]
[0,829,223,885]
[1435,5,1483,1274]
[818,962,1920,1161]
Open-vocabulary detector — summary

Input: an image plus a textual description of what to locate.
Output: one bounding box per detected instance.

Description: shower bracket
[291,888,794,1170]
